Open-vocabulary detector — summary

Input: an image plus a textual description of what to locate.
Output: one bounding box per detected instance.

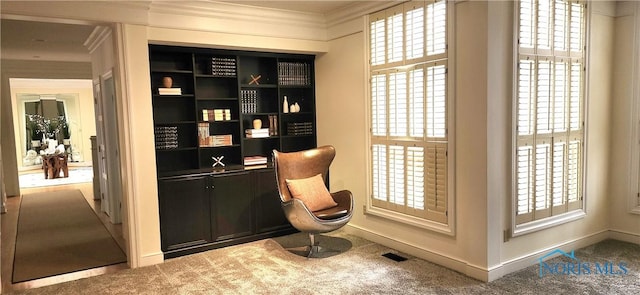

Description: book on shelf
[244,155,268,166]
[158,88,182,95]
[244,164,268,170]
[210,134,233,147]
[245,128,270,138]
[268,115,278,136]
[214,109,231,121]
[202,109,232,121]
[198,123,210,146]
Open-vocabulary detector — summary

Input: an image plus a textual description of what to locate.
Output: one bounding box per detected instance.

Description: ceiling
[0,1,363,63]
[0,19,96,62]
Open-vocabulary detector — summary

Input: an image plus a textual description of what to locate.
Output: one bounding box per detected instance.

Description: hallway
[1,182,127,292]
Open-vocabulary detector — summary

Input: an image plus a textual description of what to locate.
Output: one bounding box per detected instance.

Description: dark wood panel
[254,169,291,233]
[211,172,253,240]
[158,175,212,251]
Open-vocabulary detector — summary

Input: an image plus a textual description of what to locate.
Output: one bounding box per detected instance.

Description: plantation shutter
[515,0,585,226]
[369,0,449,224]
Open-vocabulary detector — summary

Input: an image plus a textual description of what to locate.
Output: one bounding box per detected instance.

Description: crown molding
[150,1,325,28]
[84,26,112,54]
[326,0,404,29]
[0,1,151,25]
[148,1,327,41]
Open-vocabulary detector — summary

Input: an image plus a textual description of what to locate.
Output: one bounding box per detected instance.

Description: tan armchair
[272,145,353,257]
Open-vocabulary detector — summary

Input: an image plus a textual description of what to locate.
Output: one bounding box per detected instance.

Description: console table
[42,153,69,179]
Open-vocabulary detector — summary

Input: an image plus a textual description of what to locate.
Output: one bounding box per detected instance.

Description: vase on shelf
[162,76,173,88]
[252,119,262,129]
[283,96,289,113]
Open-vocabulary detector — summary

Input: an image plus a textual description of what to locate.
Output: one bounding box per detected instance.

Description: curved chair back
[272,145,336,203]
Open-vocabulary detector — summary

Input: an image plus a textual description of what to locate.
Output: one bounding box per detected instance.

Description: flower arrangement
[25,114,65,140]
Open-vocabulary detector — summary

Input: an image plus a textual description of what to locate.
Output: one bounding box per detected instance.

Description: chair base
[284,233,339,258]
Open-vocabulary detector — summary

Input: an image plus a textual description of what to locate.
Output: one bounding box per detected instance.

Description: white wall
[609,2,640,241]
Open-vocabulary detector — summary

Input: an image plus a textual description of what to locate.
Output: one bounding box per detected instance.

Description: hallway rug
[12,189,126,283]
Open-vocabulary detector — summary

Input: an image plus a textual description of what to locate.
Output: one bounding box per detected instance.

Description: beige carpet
[12,189,126,283]
[8,232,640,294]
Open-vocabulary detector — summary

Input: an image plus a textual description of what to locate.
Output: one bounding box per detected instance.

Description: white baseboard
[344,225,626,282]
[608,229,640,244]
[491,230,610,281]
[343,225,482,280]
[137,251,164,267]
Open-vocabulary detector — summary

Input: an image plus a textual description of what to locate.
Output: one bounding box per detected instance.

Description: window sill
[513,210,586,238]
[364,205,454,236]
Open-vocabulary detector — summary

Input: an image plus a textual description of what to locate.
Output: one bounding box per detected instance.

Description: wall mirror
[17,93,83,166]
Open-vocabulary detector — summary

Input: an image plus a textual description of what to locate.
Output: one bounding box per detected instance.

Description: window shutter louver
[570,2,584,54]
[552,142,566,206]
[387,11,404,64]
[567,140,581,203]
[389,72,408,137]
[370,17,386,66]
[554,0,568,53]
[537,0,553,52]
[554,60,568,132]
[519,0,535,50]
[517,145,534,216]
[372,74,387,136]
[405,5,425,61]
[372,144,387,202]
[426,0,446,57]
[409,68,425,137]
[389,145,405,205]
[535,143,551,211]
[569,60,582,131]
[426,63,447,138]
[518,59,535,136]
[537,59,553,134]
[407,146,425,211]
[426,143,447,223]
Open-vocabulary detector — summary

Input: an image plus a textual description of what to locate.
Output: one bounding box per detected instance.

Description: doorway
[1,19,128,292]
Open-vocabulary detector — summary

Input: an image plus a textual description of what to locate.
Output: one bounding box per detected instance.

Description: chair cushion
[286,174,337,212]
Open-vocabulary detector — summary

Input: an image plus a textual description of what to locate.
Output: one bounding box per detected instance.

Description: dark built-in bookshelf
[149,44,316,258]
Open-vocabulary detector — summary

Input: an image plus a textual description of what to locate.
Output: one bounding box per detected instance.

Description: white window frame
[365,0,455,235]
[511,0,590,237]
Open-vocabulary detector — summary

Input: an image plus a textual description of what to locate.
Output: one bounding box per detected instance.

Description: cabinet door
[211,172,253,240]
[158,175,212,251]
[255,169,291,233]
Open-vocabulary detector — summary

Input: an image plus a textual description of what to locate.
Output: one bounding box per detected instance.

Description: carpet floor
[6,231,639,294]
[12,189,126,283]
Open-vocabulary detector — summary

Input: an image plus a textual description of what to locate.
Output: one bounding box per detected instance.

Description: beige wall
[609,3,640,239]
